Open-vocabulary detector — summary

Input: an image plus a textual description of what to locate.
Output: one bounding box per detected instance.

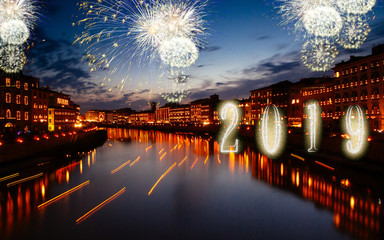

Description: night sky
[24,0,384,114]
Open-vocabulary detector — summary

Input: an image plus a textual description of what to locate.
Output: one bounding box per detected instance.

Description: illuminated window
[6,78,11,86]
[24,96,28,105]
[25,112,29,121]
[16,111,21,120]
[16,95,20,104]
[24,83,28,90]
[6,93,11,103]
[6,109,11,119]
[16,81,20,88]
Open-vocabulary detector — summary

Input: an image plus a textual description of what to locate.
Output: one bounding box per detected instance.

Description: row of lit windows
[5,78,31,90]
[34,115,47,119]
[4,109,29,120]
[334,94,383,103]
[33,103,47,109]
[54,119,76,123]
[303,87,333,96]
[55,111,76,116]
[333,109,380,116]
[337,78,384,89]
[335,60,383,77]
[4,93,29,105]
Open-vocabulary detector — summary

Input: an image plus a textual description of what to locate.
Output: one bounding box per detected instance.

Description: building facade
[169,105,191,124]
[250,81,292,125]
[333,44,384,130]
[47,90,79,132]
[190,94,219,125]
[0,74,39,132]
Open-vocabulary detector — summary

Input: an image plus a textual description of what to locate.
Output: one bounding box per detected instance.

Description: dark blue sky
[24,0,384,113]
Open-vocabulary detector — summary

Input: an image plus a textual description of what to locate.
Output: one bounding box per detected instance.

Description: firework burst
[0,44,26,73]
[76,0,207,93]
[336,0,376,15]
[338,14,370,49]
[277,0,377,71]
[0,19,30,45]
[301,38,339,72]
[303,6,342,37]
[158,37,198,68]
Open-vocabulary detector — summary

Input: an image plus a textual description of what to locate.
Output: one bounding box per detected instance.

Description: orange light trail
[170,144,178,152]
[56,161,81,173]
[217,155,221,164]
[178,156,188,167]
[7,173,43,187]
[204,155,209,164]
[145,145,152,152]
[159,148,165,155]
[160,152,167,161]
[315,161,335,171]
[38,180,90,209]
[191,157,199,170]
[76,187,125,224]
[111,160,131,174]
[0,173,19,182]
[148,163,177,196]
[291,153,305,161]
[130,156,141,167]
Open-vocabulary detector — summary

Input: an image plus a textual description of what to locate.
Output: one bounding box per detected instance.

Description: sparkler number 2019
[219,101,369,160]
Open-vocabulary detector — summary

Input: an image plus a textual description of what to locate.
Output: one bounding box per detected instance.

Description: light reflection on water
[0,128,382,240]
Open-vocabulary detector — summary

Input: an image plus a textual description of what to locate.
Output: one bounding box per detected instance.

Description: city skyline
[21,0,384,113]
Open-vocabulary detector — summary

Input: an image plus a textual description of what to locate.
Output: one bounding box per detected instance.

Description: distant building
[287,77,335,129]
[190,94,219,125]
[169,104,191,124]
[155,106,170,124]
[333,44,384,130]
[239,98,252,125]
[31,87,49,131]
[47,90,79,132]
[250,81,292,125]
[131,111,155,125]
[85,110,100,122]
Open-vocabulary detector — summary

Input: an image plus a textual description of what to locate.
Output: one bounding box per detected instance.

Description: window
[24,112,29,120]
[24,96,28,105]
[6,78,11,86]
[6,93,11,103]
[6,110,11,119]
[16,81,20,88]
[24,83,28,90]
[16,95,20,104]
[16,111,21,120]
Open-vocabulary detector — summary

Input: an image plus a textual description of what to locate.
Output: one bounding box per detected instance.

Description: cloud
[26,37,95,93]
[253,35,271,41]
[200,46,222,52]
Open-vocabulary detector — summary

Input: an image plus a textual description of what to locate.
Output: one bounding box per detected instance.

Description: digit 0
[257,104,286,158]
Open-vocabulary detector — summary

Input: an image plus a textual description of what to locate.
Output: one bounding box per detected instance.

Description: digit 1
[306,101,321,152]
[220,102,240,153]
[258,104,285,158]
[343,105,368,159]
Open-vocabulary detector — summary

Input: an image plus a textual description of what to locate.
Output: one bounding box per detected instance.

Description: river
[0,128,382,239]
